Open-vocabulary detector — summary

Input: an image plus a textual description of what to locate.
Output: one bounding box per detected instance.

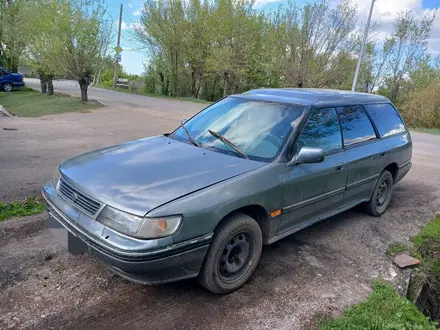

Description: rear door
[280,107,348,233]
[337,105,387,206]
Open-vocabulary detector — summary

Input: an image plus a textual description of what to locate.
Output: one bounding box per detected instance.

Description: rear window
[337,105,376,146]
[364,103,406,138]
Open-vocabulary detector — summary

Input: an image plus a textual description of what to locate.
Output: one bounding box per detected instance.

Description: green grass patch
[0,196,45,221]
[412,214,440,277]
[318,281,438,330]
[0,90,100,117]
[387,242,410,257]
[411,127,440,135]
[96,85,211,104]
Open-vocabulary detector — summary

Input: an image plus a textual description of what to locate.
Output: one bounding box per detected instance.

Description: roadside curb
[0,105,14,117]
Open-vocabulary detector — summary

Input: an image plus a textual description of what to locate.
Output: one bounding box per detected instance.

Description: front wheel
[365,170,394,216]
[3,83,12,92]
[198,212,263,294]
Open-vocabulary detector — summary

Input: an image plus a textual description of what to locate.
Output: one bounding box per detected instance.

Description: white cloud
[133,9,141,16]
[253,0,282,8]
[337,0,440,54]
[116,21,129,31]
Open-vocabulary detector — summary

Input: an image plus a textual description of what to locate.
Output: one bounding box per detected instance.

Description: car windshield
[170,97,305,162]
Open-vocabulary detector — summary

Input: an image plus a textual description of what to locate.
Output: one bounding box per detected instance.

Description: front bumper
[43,182,211,284]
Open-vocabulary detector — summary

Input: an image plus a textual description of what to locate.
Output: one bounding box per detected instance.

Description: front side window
[337,105,376,146]
[297,107,342,153]
[170,97,305,162]
[364,103,406,138]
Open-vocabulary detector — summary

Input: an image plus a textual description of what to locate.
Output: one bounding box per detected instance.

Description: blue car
[0,67,25,91]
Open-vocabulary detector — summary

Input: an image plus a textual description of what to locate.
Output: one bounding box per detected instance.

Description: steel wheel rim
[376,180,389,206]
[218,232,253,283]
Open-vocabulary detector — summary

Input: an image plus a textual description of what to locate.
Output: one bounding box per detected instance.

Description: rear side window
[337,105,376,146]
[297,107,342,153]
[364,103,406,138]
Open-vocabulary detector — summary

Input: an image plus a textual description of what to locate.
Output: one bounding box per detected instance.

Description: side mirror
[288,147,324,166]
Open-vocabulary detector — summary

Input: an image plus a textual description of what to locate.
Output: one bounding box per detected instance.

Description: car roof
[234,88,390,107]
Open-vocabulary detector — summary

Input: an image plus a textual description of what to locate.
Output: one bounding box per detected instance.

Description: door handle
[335,165,344,171]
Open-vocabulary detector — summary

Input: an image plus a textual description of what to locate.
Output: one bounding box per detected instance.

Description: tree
[50,0,111,101]
[24,0,63,95]
[385,10,435,103]
[271,0,358,88]
[0,0,30,72]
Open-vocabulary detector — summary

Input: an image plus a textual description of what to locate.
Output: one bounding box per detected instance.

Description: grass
[318,281,438,330]
[0,196,45,221]
[0,90,100,117]
[96,84,211,104]
[411,127,440,135]
[387,242,410,257]
[412,214,440,277]
[319,215,440,329]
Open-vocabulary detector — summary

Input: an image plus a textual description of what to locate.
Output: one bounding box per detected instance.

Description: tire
[198,212,263,294]
[365,170,394,216]
[3,83,12,92]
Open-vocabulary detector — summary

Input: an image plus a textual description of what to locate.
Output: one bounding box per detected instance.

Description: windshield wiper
[180,122,199,147]
[208,129,248,159]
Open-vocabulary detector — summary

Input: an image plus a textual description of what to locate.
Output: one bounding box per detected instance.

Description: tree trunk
[390,81,400,103]
[47,78,54,96]
[223,72,229,97]
[40,76,47,93]
[79,79,89,102]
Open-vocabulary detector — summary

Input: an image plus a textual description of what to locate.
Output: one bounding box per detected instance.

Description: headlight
[53,168,61,190]
[96,206,182,239]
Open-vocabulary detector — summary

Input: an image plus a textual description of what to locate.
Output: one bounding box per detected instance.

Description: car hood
[60,135,265,216]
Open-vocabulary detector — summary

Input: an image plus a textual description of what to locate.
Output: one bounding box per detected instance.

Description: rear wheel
[365,170,394,216]
[198,212,262,294]
[3,83,12,92]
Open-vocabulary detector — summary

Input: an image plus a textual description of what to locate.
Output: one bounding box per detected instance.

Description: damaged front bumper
[42,181,212,285]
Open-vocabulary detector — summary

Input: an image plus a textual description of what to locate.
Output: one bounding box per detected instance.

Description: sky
[103,0,440,75]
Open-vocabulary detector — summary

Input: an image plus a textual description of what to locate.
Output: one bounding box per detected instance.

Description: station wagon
[43,88,412,293]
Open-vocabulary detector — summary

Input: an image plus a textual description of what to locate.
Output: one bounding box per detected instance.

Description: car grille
[58,178,101,216]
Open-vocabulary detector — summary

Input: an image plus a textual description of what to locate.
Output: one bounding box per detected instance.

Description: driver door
[280,107,349,233]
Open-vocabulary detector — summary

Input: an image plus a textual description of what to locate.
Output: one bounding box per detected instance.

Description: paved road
[24,78,207,112]
[1,94,440,329]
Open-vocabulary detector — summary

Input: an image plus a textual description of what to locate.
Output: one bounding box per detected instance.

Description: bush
[400,82,440,128]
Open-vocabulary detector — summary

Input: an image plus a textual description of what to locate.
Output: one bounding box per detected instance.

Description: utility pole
[113,4,123,88]
[352,0,375,92]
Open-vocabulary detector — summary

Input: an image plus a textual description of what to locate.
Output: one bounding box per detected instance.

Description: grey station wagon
[43,89,412,293]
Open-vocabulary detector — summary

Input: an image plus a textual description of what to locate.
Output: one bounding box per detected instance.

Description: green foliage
[400,82,440,128]
[0,0,31,72]
[318,281,438,330]
[0,196,45,221]
[0,90,100,117]
[412,215,440,276]
[387,242,409,257]
[135,0,364,101]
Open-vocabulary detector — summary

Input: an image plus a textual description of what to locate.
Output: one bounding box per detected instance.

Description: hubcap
[376,180,388,206]
[4,84,12,92]
[219,232,252,282]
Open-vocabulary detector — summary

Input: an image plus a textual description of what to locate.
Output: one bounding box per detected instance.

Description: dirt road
[1,105,439,330]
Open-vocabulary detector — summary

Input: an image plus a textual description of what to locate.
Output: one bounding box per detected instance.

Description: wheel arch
[216,204,272,244]
[384,162,398,182]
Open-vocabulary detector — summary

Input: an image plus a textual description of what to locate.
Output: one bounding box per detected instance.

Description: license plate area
[47,213,85,255]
